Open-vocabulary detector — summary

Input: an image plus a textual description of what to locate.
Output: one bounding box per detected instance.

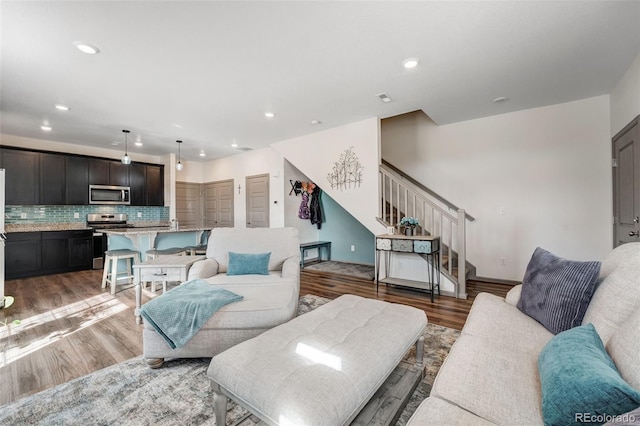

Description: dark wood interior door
[613,116,640,247]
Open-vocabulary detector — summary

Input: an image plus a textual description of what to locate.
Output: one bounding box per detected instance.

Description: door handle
[629,231,640,237]
[634,217,640,224]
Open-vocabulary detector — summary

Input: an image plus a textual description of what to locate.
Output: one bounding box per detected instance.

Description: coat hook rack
[289,180,302,196]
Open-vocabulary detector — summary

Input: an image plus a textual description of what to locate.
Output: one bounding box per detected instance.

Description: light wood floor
[0,268,513,406]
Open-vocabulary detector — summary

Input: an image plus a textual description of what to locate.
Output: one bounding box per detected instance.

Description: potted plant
[399,216,419,236]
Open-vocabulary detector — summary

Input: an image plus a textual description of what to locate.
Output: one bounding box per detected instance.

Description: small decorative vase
[404,227,414,236]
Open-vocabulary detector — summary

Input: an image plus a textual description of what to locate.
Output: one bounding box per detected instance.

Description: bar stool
[102,249,141,295]
[145,247,187,261]
[185,230,210,256]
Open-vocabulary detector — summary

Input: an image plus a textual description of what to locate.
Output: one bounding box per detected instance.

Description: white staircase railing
[379,165,468,298]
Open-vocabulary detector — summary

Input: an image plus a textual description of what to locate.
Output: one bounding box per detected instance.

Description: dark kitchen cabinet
[109,161,129,186]
[66,156,89,204]
[1,148,39,205]
[146,165,164,206]
[89,159,110,185]
[129,163,147,205]
[5,232,42,280]
[39,153,66,205]
[68,232,93,268]
[2,146,163,206]
[42,230,93,273]
[5,230,93,279]
[42,233,69,271]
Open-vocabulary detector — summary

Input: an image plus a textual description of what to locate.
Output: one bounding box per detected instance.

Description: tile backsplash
[5,205,169,224]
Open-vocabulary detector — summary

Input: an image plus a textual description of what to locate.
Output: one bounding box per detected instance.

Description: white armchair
[143,227,300,367]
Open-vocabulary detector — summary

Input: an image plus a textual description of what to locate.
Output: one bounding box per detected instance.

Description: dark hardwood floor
[0,268,513,406]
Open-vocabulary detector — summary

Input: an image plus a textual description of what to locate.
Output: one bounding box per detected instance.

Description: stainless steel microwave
[89,185,131,205]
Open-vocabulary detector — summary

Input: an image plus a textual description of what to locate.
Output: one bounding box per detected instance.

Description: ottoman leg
[415,335,425,370]
[213,391,228,426]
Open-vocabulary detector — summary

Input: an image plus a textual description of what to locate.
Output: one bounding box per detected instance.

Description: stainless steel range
[87,213,134,269]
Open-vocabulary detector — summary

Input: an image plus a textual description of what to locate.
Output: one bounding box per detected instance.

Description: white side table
[133,255,205,324]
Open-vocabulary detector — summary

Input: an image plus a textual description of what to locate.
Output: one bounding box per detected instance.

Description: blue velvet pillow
[539,323,640,426]
[227,252,271,275]
[517,247,600,334]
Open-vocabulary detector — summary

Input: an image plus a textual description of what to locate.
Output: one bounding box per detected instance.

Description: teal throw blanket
[140,279,243,349]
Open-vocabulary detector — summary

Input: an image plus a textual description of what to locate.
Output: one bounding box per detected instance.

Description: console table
[375,234,441,302]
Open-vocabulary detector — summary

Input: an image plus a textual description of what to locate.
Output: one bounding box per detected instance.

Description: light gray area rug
[0,294,459,426]
[304,260,376,280]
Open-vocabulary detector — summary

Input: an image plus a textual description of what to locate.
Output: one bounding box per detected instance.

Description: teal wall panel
[317,192,374,265]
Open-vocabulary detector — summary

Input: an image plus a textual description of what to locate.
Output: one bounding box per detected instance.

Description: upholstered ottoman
[207,294,427,426]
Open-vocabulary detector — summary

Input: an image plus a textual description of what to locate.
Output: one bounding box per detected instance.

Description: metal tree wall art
[327,147,364,190]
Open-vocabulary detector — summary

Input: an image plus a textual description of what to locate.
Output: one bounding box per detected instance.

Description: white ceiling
[2,1,639,162]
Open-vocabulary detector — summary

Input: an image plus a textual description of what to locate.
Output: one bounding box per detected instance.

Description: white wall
[176,160,204,183]
[271,118,385,235]
[610,52,640,136]
[201,147,284,228]
[382,96,612,281]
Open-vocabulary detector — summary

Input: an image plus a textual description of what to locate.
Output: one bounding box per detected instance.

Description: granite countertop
[5,223,92,233]
[101,227,212,235]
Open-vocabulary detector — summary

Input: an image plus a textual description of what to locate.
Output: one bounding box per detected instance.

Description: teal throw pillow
[538,323,640,426]
[227,252,271,275]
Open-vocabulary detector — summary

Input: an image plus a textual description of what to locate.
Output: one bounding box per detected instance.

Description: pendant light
[176,140,183,171]
[121,129,131,165]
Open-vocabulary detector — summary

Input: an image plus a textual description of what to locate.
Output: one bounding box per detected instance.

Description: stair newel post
[457,209,467,299]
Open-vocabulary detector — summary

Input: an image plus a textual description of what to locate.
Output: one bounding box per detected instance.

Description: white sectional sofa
[142,227,300,367]
[408,243,640,425]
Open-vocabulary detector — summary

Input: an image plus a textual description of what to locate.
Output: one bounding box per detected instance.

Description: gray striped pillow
[517,247,601,335]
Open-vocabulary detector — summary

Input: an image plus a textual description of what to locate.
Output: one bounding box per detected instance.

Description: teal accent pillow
[227,252,271,275]
[539,323,640,426]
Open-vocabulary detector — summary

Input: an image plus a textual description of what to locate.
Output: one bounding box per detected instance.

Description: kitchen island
[102,227,211,258]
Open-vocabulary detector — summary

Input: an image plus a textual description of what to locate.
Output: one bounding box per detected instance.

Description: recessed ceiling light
[264,112,275,118]
[55,104,70,111]
[231,143,239,148]
[40,125,52,131]
[493,96,509,103]
[173,123,183,129]
[199,150,206,157]
[73,41,100,55]
[134,141,143,147]
[310,120,322,125]
[402,58,420,69]
[376,93,392,103]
